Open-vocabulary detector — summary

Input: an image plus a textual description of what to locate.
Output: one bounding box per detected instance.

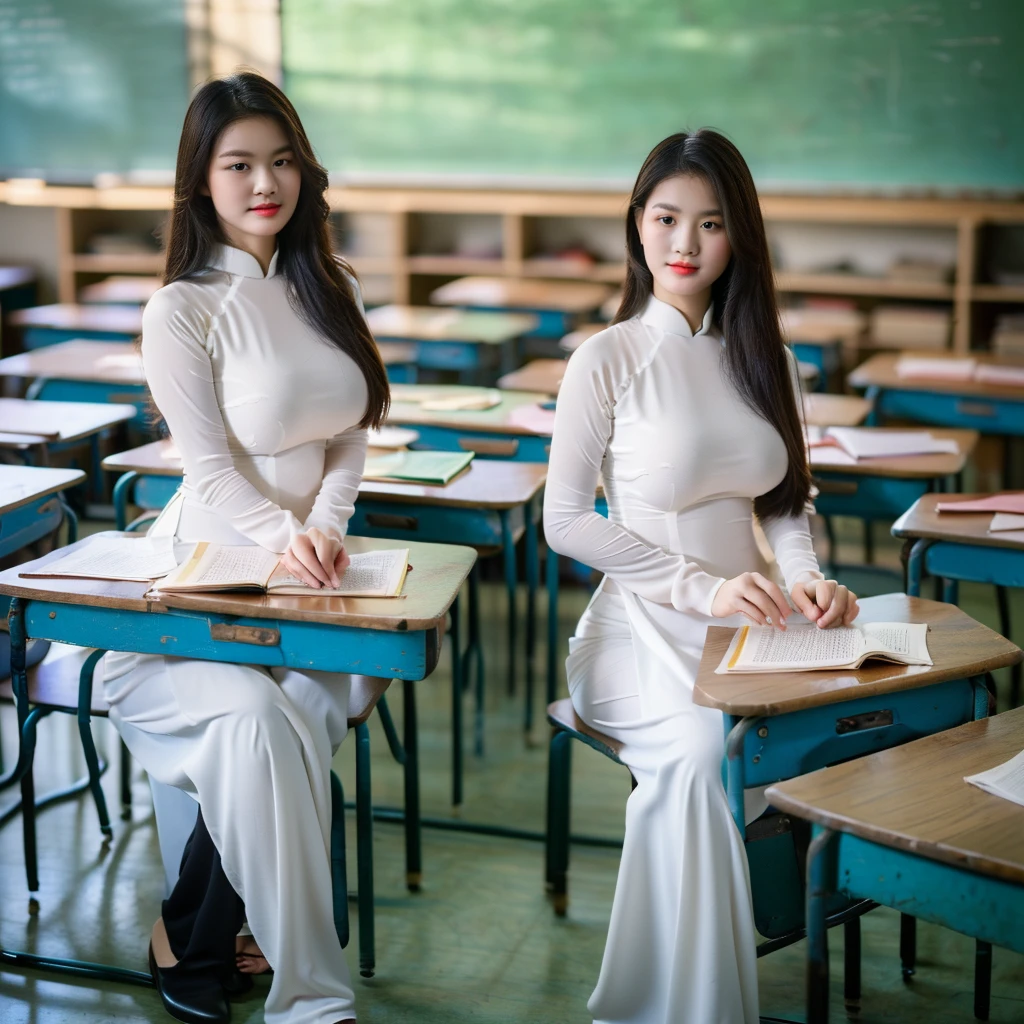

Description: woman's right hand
[281,528,347,589]
[711,572,791,628]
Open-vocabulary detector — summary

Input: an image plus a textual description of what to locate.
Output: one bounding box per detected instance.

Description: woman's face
[636,173,732,309]
[204,115,301,252]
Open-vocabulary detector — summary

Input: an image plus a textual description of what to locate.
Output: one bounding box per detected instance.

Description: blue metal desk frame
[2,566,450,986]
[792,340,842,393]
[863,383,1024,436]
[374,333,518,385]
[805,819,1023,1023]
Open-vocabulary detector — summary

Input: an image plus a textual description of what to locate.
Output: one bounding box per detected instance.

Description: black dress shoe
[149,943,231,1024]
[221,968,254,999]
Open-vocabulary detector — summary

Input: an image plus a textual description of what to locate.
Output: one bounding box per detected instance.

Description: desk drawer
[350,500,510,549]
[812,473,931,519]
[878,388,1024,435]
[408,425,551,462]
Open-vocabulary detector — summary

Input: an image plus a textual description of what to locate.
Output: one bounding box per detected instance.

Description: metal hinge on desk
[209,622,281,646]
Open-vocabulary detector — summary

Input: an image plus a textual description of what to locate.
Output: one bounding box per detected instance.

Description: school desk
[849,351,1024,437]
[692,594,1018,952]
[366,304,538,383]
[0,465,84,559]
[788,336,844,391]
[558,322,605,353]
[893,491,1024,706]
[0,532,475,987]
[545,595,1018,946]
[429,276,612,338]
[78,275,161,306]
[767,706,1024,1023]
[102,442,551,792]
[9,303,142,349]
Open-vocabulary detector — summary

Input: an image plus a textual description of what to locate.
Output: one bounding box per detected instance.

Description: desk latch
[209,622,281,646]
[835,709,893,734]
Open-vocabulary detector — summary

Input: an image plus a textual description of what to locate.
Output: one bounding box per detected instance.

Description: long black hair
[616,129,810,521]
[162,71,389,429]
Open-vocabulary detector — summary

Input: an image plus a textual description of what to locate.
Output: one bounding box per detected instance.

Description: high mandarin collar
[209,244,279,280]
[639,294,714,339]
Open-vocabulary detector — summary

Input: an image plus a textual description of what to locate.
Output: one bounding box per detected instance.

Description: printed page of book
[965,748,1024,808]
[156,542,279,592]
[20,534,179,581]
[716,621,931,674]
[268,548,410,598]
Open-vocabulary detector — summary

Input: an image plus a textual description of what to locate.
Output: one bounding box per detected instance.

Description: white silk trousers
[567,584,760,1024]
[102,650,356,1024]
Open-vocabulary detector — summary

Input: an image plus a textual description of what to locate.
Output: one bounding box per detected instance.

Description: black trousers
[162,808,245,978]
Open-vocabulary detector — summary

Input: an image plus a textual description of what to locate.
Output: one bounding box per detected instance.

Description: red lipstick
[668,262,698,276]
[251,203,281,218]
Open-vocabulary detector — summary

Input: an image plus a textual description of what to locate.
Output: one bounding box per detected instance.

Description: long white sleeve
[303,427,367,541]
[141,290,304,553]
[762,348,825,592]
[544,333,726,614]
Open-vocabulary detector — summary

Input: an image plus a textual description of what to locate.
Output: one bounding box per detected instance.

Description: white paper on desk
[988,513,1024,533]
[826,427,959,459]
[974,364,1024,387]
[809,445,857,466]
[506,403,556,434]
[97,353,144,370]
[896,357,977,381]
[20,534,179,581]
[965,747,1024,807]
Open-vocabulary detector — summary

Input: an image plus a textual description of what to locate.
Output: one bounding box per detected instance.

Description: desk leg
[906,539,932,598]
[546,544,559,707]
[469,565,485,757]
[864,385,881,426]
[844,917,861,1008]
[807,827,837,1024]
[500,510,517,696]
[402,680,422,892]
[975,940,992,1020]
[900,914,917,979]
[724,716,756,837]
[995,586,1021,708]
[355,721,376,978]
[112,471,138,532]
[450,592,464,807]
[524,500,539,736]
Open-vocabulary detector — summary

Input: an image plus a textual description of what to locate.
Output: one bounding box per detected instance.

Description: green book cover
[363,449,474,485]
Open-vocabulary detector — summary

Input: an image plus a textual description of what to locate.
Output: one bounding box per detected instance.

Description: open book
[822,427,959,460]
[362,449,473,485]
[153,543,409,597]
[989,513,1024,533]
[716,622,932,674]
[964,748,1024,807]
[19,534,180,582]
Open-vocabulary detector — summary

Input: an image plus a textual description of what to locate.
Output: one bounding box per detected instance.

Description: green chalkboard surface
[284,0,1024,192]
[0,0,189,182]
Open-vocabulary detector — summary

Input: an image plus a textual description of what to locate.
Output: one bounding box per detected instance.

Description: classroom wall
[0,205,59,303]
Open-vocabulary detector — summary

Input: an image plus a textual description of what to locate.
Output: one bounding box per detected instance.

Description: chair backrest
[0,643,109,715]
[547,698,624,764]
[348,675,393,727]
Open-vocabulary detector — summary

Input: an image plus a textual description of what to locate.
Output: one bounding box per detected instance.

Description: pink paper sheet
[935,493,1024,514]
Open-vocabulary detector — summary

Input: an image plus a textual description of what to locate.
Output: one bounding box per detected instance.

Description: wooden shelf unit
[2,180,1023,350]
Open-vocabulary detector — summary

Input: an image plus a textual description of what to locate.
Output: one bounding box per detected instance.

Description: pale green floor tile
[1,517,1022,1022]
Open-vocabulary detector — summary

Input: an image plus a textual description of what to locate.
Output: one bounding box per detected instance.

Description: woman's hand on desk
[711,572,792,629]
[281,527,350,589]
[789,579,859,629]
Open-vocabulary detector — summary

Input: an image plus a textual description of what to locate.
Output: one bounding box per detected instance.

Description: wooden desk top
[693,594,1021,718]
[79,276,162,305]
[102,439,182,476]
[781,308,867,344]
[0,266,36,292]
[809,427,977,478]
[0,465,85,516]
[0,340,146,385]
[387,385,551,436]
[892,492,1024,551]
[0,534,476,631]
[430,276,613,313]
[0,398,135,443]
[766,706,1024,885]
[559,323,606,352]
[359,459,546,508]
[9,303,143,333]
[849,351,1024,400]
[802,393,871,428]
[367,305,537,344]
[497,358,564,395]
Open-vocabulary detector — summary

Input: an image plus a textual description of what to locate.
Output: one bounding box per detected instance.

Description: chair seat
[0,644,109,716]
[347,675,392,727]
[547,698,623,763]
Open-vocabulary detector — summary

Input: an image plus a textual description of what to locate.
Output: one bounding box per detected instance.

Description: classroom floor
[1,517,1023,1024]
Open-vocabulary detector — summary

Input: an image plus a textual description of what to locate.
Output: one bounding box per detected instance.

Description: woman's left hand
[282,527,349,589]
[789,578,859,629]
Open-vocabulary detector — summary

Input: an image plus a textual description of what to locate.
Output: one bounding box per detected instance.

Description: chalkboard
[0,0,189,183]
[284,0,1024,192]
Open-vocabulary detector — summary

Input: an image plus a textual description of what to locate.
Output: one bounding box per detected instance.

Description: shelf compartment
[406,256,506,275]
[68,253,166,273]
[776,272,954,300]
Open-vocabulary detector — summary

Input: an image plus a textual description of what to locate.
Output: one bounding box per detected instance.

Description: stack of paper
[989,513,1024,533]
[974,364,1024,387]
[824,428,959,460]
[936,493,1024,514]
[895,357,977,381]
[20,534,180,582]
[965,748,1024,807]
